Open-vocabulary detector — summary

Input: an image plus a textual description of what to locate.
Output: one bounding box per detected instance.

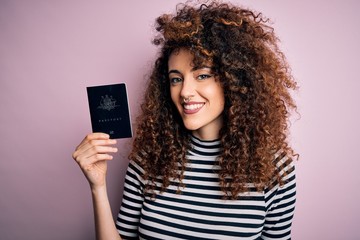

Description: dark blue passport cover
[87,83,132,139]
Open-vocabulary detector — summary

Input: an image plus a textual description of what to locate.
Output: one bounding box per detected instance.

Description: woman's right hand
[72,133,118,189]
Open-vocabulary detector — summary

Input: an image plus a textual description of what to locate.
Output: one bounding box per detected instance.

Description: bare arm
[92,185,121,240]
[72,133,122,240]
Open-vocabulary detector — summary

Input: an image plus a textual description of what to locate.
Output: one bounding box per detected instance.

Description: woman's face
[168,48,225,140]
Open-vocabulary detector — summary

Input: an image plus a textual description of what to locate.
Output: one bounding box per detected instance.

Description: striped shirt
[116,136,296,239]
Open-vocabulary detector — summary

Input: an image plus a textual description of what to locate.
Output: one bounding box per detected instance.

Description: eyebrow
[168,69,181,75]
[168,66,212,75]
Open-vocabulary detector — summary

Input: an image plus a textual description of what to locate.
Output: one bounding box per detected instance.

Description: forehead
[168,49,194,68]
[168,48,212,70]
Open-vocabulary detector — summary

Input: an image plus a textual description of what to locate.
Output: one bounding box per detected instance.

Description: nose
[180,75,196,99]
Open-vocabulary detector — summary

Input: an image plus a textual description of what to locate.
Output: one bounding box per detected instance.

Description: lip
[182,101,205,114]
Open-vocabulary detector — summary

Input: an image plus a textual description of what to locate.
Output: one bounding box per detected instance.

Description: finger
[73,138,117,159]
[77,139,117,155]
[73,143,118,162]
[76,133,110,150]
[76,133,110,151]
[84,145,118,158]
[79,153,114,170]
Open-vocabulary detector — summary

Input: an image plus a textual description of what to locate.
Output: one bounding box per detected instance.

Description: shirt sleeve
[261,154,297,240]
[116,160,145,240]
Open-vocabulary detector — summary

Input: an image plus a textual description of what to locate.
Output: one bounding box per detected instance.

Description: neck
[190,114,223,141]
[191,129,220,141]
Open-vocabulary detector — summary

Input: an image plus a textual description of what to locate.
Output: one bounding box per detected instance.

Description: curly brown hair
[129,0,298,199]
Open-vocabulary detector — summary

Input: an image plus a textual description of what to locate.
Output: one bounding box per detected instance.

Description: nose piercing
[183,96,192,103]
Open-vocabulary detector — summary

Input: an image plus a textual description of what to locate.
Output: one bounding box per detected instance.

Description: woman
[73,1,298,239]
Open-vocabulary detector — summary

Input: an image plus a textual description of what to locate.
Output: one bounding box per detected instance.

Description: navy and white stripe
[116,136,296,239]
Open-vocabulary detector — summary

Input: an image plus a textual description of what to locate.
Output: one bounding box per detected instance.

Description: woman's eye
[170,77,182,85]
[197,74,212,80]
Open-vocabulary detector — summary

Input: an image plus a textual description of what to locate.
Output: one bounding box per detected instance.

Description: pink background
[1,0,359,239]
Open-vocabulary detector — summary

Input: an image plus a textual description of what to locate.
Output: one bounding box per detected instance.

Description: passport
[86,83,132,139]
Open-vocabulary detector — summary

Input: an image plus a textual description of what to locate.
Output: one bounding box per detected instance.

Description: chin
[182,121,201,131]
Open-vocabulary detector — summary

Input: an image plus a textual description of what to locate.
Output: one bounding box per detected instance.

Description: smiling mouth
[183,103,205,114]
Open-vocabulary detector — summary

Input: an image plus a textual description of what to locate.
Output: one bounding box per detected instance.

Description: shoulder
[274,151,296,180]
[265,152,296,195]
[264,152,296,209]
[124,159,146,185]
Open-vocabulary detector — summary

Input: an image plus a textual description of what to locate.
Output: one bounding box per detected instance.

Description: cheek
[219,89,225,108]
[204,84,225,106]
[213,88,225,112]
[217,95,225,112]
[170,87,180,105]
[215,83,225,107]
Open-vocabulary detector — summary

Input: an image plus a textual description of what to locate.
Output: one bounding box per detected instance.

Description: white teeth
[184,103,204,110]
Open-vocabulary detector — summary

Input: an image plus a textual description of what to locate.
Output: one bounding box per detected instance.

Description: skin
[72,49,225,240]
[72,133,121,240]
[168,48,225,140]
